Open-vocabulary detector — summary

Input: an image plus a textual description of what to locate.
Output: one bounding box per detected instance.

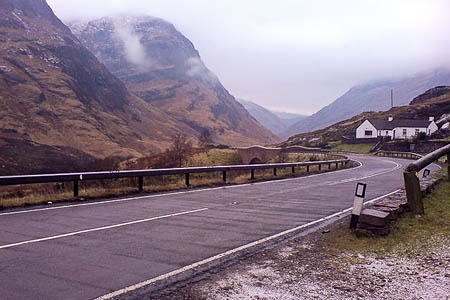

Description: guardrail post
[251,169,255,180]
[185,173,190,187]
[73,180,79,197]
[318,164,322,171]
[307,165,310,172]
[138,176,143,191]
[292,166,295,173]
[223,171,227,183]
[328,163,331,169]
[403,171,424,215]
[273,168,277,176]
[335,162,338,169]
[448,153,450,182]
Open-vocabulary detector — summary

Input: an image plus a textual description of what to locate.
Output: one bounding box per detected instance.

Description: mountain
[237,99,306,136]
[237,99,284,136]
[0,0,197,174]
[284,69,450,137]
[68,16,279,146]
[282,86,450,147]
[271,111,307,128]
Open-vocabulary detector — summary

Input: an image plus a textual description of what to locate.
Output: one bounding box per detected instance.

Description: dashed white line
[0,208,208,250]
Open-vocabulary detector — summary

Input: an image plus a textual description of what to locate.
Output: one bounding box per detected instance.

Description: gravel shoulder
[157,179,450,300]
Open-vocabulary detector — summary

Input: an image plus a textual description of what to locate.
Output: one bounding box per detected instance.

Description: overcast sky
[47,0,450,115]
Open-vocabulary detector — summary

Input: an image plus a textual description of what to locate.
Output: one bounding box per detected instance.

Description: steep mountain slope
[284,69,450,137]
[237,99,284,136]
[69,16,279,146]
[238,99,307,136]
[0,0,194,174]
[282,87,450,146]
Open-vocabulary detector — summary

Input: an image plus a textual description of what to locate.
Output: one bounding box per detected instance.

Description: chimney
[388,116,393,122]
[429,116,434,122]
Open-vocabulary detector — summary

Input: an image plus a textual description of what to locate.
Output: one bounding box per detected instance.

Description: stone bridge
[237,145,323,164]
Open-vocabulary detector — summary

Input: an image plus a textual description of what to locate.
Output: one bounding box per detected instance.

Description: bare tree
[170,133,192,167]
[199,129,213,148]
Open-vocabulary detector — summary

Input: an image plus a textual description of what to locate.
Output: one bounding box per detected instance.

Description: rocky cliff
[0,0,194,174]
[69,16,279,146]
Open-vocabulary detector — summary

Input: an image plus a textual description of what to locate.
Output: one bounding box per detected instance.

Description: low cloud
[113,20,152,68]
[186,57,218,85]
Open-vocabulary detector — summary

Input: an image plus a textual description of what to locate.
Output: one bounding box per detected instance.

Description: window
[385,131,389,135]
[364,130,372,136]
[403,129,407,136]
[415,129,420,135]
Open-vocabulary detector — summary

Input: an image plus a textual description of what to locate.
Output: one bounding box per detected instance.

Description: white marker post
[350,182,367,229]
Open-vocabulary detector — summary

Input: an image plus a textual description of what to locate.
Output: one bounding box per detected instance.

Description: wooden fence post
[448,153,450,182]
[403,171,424,215]
[138,176,143,191]
[73,180,79,197]
[185,173,190,187]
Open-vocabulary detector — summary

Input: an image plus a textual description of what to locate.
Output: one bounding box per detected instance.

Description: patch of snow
[12,9,31,33]
[0,66,12,73]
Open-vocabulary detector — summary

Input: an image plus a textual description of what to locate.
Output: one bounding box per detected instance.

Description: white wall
[427,121,439,135]
[356,120,377,138]
[393,127,427,139]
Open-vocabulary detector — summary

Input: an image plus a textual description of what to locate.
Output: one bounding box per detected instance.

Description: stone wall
[381,141,449,153]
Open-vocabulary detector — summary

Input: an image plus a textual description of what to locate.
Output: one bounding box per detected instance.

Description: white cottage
[356,117,438,140]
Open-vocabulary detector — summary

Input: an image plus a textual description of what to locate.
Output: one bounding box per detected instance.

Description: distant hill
[282,86,450,147]
[69,16,279,147]
[272,111,307,128]
[238,99,306,136]
[284,69,450,137]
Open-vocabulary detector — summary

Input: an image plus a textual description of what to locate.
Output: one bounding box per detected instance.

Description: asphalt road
[0,155,440,300]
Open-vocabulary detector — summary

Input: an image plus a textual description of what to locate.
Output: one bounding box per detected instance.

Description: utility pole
[391,89,394,108]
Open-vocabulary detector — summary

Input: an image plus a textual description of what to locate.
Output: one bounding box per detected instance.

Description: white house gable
[427,121,439,135]
[356,120,377,138]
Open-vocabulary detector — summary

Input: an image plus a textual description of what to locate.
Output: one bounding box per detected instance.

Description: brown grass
[0,150,350,210]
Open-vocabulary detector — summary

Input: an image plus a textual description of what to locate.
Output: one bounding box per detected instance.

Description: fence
[0,157,350,198]
[403,143,450,214]
[375,151,423,160]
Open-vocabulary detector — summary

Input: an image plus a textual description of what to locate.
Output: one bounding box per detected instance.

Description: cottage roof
[367,119,432,130]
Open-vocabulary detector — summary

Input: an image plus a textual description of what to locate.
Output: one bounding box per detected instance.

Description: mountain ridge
[0,0,197,174]
[282,86,450,147]
[237,99,306,136]
[68,15,280,146]
[284,69,450,137]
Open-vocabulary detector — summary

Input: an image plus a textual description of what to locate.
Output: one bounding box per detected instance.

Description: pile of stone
[356,176,441,237]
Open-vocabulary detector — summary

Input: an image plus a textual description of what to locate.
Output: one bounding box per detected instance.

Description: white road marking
[94,189,401,300]
[0,208,208,250]
[0,158,363,217]
[327,159,402,186]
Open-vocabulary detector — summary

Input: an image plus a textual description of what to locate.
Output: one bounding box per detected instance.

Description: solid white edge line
[0,208,208,250]
[0,158,363,217]
[327,159,402,185]
[94,189,401,300]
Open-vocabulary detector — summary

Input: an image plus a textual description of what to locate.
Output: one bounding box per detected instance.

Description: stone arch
[249,157,263,164]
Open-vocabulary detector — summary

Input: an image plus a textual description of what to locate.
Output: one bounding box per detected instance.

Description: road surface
[0,155,439,300]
